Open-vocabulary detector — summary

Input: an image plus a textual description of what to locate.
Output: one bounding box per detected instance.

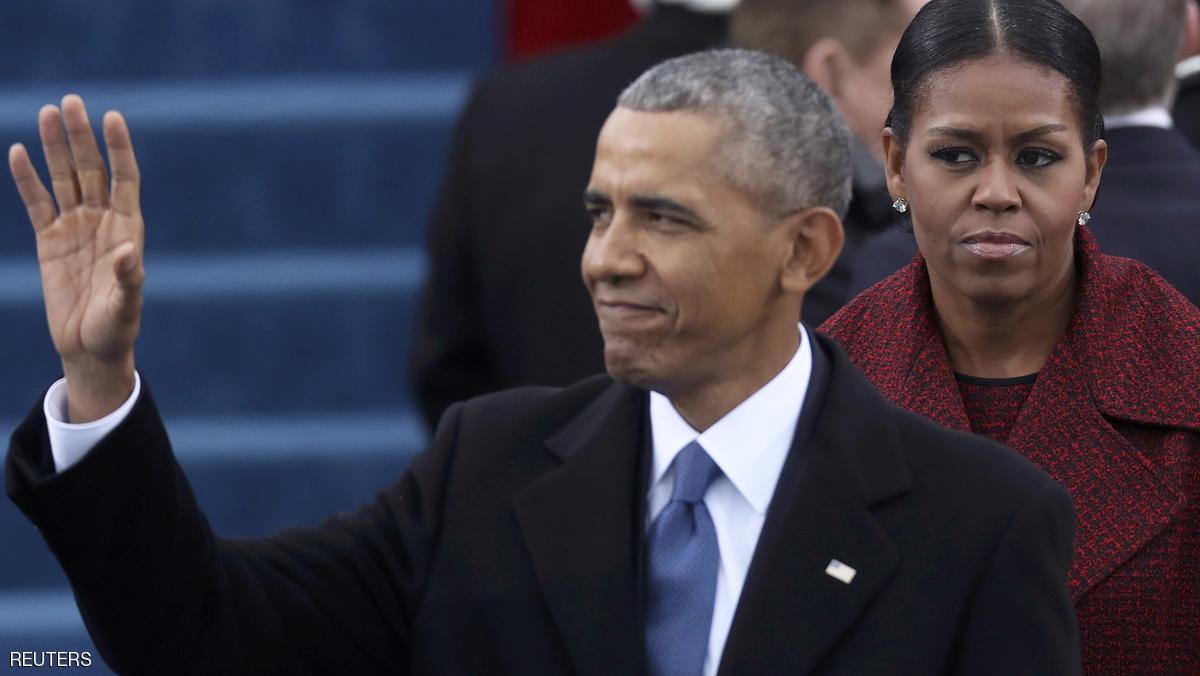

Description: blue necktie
[645,441,723,676]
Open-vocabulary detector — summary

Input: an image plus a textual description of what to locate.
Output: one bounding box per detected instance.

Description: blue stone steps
[0,77,468,255]
[1,248,426,416]
[0,0,498,660]
[0,1,496,81]
[0,591,111,675]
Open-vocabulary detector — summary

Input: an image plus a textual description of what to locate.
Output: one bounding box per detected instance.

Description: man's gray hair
[1060,0,1188,114]
[617,48,853,217]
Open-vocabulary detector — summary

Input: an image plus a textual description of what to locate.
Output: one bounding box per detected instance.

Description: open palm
[9,95,144,417]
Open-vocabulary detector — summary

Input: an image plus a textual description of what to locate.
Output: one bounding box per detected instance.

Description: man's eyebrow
[582,190,611,207]
[628,194,703,222]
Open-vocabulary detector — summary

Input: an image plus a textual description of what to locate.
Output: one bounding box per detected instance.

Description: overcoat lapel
[719,337,909,674]
[898,329,970,432]
[513,382,648,676]
[1006,340,1184,599]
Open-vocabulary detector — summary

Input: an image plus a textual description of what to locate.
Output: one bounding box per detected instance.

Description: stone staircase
[0,2,497,670]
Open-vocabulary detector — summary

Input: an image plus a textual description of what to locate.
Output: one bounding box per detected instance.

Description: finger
[110,242,144,326]
[61,94,109,209]
[102,111,140,218]
[38,104,81,212]
[9,143,58,232]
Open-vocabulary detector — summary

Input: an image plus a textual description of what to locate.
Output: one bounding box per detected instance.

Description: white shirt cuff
[44,371,142,473]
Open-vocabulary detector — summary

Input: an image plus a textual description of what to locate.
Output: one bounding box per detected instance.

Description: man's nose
[972,159,1022,215]
[581,214,646,284]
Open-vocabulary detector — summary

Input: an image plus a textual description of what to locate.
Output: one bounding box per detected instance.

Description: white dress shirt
[44,372,142,472]
[630,0,740,14]
[647,327,812,676]
[1104,105,1173,130]
[45,329,812,676]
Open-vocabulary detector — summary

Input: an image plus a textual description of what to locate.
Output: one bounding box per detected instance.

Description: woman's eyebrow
[1009,124,1070,144]
[926,124,1070,144]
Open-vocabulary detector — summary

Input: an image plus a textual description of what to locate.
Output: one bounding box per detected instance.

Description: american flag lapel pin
[825,559,857,584]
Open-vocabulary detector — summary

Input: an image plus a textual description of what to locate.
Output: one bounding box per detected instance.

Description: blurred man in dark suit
[848,0,1200,305]
[730,0,925,252]
[1062,0,1200,304]
[1175,0,1200,148]
[408,2,729,430]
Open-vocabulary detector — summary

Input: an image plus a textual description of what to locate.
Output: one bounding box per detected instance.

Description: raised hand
[9,95,144,422]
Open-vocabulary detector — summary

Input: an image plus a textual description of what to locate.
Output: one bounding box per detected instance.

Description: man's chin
[602,344,656,387]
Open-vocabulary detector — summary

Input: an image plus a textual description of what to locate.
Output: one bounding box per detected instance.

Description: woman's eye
[1016,149,1061,168]
[930,147,977,164]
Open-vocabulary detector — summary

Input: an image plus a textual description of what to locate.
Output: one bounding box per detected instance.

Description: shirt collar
[648,326,812,514]
[1104,106,1173,130]
[1178,55,1200,80]
[630,0,739,14]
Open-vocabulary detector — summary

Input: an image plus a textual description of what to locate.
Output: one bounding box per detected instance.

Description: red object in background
[506,0,641,60]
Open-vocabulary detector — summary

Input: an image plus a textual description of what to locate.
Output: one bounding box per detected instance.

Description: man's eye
[930,147,977,164]
[1016,149,1061,168]
[586,207,611,225]
[646,212,688,228]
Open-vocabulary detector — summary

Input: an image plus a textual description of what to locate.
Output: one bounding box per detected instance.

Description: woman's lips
[961,232,1031,259]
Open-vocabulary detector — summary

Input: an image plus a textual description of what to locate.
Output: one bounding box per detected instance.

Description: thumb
[111,242,144,325]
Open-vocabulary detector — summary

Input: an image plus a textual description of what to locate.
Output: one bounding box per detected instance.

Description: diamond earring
[1076,211,1091,226]
[892,198,908,214]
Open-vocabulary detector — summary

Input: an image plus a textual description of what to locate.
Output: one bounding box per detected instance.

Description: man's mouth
[595,299,663,322]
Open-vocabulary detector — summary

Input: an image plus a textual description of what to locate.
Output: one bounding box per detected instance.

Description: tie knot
[669,442,721,505]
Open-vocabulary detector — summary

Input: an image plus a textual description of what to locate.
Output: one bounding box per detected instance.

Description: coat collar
[1067,226,1200,430]
[876,225,1200,432]
[822,225,1198,599]
[719,334,910,674]
[513,381,649,676]
[515,335,914,674]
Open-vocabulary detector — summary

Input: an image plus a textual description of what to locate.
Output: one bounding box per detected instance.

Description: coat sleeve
[407,77,500,431]
[952,478,1081,675]
[5,381,462,675]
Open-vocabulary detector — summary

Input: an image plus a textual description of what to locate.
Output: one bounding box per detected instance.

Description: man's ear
[779,206,845,295]
[882,128,907,203]
[1082,138,1107,211]
[802,38,850,99]
[1183,0,1200,60]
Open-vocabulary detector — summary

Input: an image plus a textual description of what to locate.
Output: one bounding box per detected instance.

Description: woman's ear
[779,206,845,296]
[882,128,907,202]
[1082,138,1107,211]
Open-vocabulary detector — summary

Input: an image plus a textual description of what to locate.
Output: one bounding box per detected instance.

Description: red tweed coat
[820,226,1200,674]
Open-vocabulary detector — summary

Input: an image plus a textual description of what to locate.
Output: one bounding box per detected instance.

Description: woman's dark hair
[886,0,1104,150]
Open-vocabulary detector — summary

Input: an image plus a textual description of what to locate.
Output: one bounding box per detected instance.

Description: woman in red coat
[820,0,1200,672]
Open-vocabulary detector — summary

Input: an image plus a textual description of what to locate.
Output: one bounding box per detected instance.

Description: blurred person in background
[848,0,1200,305]
[821,0,1200,671]
[1057,0,1200,305]
[731,0,926,251]
[408,1,729,431]
[1175,0,1200,148]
